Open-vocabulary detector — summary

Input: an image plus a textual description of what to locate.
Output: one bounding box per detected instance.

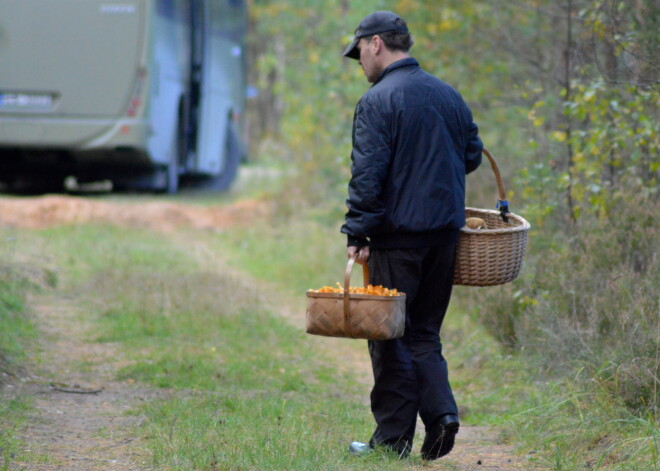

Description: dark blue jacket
[341,57,483,249]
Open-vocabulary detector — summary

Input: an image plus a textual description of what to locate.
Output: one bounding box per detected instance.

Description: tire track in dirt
[0,195,540,470]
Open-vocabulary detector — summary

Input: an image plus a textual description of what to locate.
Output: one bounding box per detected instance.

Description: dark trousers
[367,245,458,453]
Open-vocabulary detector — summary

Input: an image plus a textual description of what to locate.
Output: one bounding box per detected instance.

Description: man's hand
[347,245,370,266]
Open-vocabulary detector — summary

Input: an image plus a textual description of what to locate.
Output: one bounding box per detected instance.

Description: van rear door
[0,0,145,118]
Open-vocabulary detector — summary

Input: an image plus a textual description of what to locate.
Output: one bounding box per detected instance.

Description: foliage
[245,0,660,467]
[462,194,659,413]
[514,0,660,225]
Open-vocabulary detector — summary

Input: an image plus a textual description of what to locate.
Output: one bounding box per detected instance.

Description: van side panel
[0,0,145,118]
[0,0,147,148]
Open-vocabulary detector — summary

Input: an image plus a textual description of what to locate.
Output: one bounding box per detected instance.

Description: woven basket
[453,149,531,286]
[305,255,406,340]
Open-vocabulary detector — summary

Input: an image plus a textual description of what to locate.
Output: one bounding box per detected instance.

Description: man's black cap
[343,11,409,60]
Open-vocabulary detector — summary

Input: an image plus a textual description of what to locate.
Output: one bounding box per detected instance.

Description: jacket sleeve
[340,96,392,243]
[465,116,483,175]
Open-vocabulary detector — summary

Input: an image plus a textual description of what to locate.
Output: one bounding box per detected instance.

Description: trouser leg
[367,246,458,450]
[407,244,458,425]
[368,337,419,453]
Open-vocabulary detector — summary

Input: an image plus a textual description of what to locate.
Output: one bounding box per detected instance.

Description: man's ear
[372,35,383,54]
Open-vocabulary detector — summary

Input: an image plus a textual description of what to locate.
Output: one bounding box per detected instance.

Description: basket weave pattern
[452,148,530,286]
[306,293,405,340]
[305,255,406,340]
[453,207,530,286]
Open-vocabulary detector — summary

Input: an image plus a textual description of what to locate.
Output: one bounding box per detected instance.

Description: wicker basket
[453,149,531,286]
[306,255,406,340]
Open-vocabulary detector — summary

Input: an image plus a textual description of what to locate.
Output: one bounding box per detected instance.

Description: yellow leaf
[439,19,458,32]
[551,131,567,142]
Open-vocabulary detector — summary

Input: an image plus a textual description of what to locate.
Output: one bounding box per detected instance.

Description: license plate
[0,92,54,110]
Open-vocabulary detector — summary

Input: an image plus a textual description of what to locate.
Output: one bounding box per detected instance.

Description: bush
[460,194,659,415]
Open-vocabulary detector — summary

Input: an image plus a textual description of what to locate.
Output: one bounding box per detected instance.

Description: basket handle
[343,254,370,337]
[482,148,511,223]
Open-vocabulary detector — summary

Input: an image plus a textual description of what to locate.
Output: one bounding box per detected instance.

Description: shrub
[460,194,659,415]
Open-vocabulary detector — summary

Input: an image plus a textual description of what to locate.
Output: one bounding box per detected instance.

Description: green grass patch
[0,286,34,369]
[139,392,415,471]
[112,300,408,469]
[33,225,195,288]
[19,224,421,470]
[0,396,34,470]
[0,232,42,470]
[216,217,349,295]
[0,236,40,370]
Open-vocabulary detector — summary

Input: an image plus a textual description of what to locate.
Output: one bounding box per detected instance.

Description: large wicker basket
[453,149,531,286]
[306,255,406,340]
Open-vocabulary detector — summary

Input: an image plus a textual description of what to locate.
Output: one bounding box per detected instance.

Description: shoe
[348,441,372,456]
[420,414,459,460]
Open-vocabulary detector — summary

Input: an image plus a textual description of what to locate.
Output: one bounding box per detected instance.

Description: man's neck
[380,52,410,71]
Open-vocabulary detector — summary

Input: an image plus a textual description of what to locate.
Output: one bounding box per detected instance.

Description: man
[340,11,483,460]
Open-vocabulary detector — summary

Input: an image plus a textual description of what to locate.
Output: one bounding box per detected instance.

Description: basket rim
[306,290,406,301]
[462,207,531,234]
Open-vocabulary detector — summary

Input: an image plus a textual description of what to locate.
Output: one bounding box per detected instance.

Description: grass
[214,215,659,471]
[0,234,42,371]
[5,224,424,470]
[0,396,33,471]
[1,191,656,470]
[0,231,44,470]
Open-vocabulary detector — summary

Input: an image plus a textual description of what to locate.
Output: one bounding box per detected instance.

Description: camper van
[0,0,247,193]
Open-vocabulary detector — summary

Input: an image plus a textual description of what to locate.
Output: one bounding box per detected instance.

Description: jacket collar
[373,57,419,84]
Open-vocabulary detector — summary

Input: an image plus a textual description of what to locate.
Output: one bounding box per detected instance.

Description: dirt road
[0,194,537,470]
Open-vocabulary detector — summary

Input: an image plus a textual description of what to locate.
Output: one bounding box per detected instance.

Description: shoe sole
[420,422,459,460]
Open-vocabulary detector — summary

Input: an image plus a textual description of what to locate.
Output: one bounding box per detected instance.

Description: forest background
[245,0,658,467]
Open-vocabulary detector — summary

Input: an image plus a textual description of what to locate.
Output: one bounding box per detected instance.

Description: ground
[0,194,539,470]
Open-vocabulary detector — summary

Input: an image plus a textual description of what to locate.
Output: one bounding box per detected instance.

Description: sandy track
[0,195,268,232]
